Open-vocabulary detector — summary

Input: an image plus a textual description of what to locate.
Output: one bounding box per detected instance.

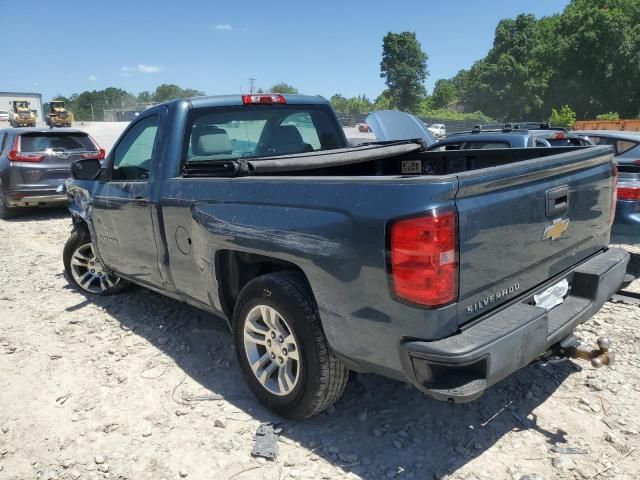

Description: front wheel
[233,272,348,419]
[63,230,128,295]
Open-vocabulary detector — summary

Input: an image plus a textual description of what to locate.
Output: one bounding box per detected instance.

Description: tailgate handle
[546,186,569,216]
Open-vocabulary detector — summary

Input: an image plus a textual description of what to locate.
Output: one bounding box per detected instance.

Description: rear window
[0,110,8,115]
[20,133,97,153]
[588,136,639,155]
[183,105,346,163]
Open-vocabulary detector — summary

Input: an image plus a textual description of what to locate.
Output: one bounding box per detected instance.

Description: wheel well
[217,250,309,318]
[72,216,90,236]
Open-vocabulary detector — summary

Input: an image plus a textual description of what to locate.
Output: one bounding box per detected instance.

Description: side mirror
[71,158,102,180]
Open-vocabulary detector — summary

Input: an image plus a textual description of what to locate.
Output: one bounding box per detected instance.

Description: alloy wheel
[242,305,301,396]
[70,243,120,294]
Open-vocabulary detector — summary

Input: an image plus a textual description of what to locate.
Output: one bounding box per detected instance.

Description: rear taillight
[617,175,640,201]
[610,165,618,224]
[242,94,286,105]
[81,148,106,160]
[389,209,458,307]
[618,186,640,200]
[7,136,44,162]
[633,159,640,166]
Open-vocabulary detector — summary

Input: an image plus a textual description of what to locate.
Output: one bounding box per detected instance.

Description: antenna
[248,77,256,93]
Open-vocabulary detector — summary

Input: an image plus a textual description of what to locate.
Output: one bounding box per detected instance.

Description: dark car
[61,95,626,419]
[530,129,593,147]
[430,123,592,151]
[575,130,640,168]
[428,126,552,151]
[574,130,640,242]
[0,128,104,219]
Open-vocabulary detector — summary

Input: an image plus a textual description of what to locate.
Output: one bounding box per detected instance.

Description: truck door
[90,108,165,287]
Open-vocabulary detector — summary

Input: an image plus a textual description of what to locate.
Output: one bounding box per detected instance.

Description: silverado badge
[542,218,569,241]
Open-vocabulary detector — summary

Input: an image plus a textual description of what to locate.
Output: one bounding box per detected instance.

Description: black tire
[0,190,17,220]
[233,272,348,419]
[63,229,128,295]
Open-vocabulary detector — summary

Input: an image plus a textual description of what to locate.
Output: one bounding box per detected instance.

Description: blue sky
[2,0,569,102]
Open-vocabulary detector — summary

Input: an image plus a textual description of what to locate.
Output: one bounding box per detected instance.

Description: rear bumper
[401,247,629,402]
[6,190,67,207]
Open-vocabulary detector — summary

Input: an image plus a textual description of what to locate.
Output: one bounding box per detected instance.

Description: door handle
[546,186,569,216]
[133,195,147,207]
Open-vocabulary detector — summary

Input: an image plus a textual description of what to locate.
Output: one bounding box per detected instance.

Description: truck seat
[192,126,233,157]
[258,125,313,155]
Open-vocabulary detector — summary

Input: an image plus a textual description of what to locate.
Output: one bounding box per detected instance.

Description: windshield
[20,133,97,152]
[184,105,346,163]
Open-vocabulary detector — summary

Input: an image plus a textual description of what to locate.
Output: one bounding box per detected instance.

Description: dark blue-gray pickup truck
[62,94,629,419]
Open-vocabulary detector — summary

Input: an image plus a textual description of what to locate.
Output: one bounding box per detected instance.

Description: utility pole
[248,77,256,94]
[90,104,95,122]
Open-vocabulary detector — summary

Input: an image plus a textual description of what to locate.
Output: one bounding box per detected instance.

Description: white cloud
[137,64,162,73]
[88,75,97,81]
[213,24,232,31]
[121,64,162,74]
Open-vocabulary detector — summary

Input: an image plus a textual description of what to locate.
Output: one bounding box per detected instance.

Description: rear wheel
[233,272,348,419]
[0,191,17,219]
[63,230,128,295]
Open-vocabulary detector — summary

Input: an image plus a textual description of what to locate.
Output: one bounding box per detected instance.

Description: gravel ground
[0,123,639,479]
[0,211,638,480]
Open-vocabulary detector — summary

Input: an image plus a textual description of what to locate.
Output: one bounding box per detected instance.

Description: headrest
[192,126,232,156]
[273,125,304,144]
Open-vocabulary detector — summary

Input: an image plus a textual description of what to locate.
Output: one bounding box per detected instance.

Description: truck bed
[183,143,595,178]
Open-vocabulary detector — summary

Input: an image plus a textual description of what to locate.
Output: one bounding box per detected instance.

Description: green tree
[464,14,551,120]
[137,91,153,104]
[380,32,428,112]
[596,112,620,120]
[545,0,640,118]
[330,94,373,118]
[152,84,205,103]
[68,88,136,121]
[454,0,640,119]
[549,105,576,128]
[269,83,299,94]
[330,94,349,116]
[430,79,458,109]
[374,90,393,110]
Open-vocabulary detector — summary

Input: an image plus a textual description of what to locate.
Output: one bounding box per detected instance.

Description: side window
[616,140,638,155]
[281,112,321,150]
[0,133,6,155]
[112,115,159,181]
[588,136,611,146]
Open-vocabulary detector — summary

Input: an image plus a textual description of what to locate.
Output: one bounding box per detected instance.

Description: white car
[427,123,446,139]
[0,110,9,122]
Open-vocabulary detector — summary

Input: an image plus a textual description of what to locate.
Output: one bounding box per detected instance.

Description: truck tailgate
[455,146,615,324]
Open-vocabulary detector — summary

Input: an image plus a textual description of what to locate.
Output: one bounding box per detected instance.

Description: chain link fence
[103,104,156,122]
